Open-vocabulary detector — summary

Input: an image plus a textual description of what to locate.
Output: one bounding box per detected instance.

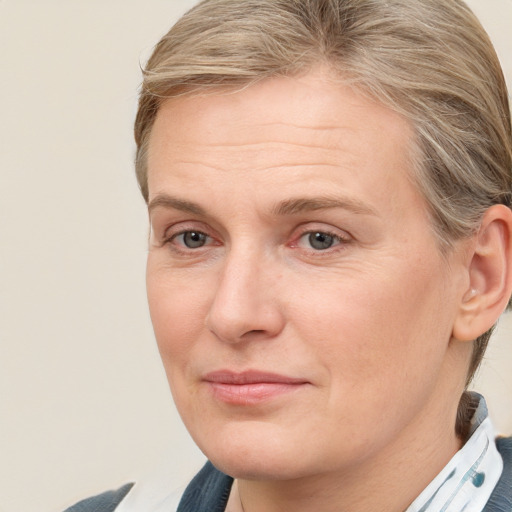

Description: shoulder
[63,483,134,512]
[496,436,512,458]
[177,461,233,512]
[60,462,232,512]
[485,437,512,512]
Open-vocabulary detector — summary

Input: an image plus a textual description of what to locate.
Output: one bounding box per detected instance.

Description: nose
[205,250,285,344]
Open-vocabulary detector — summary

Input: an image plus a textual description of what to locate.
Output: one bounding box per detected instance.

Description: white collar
[406,394,503,512]
[114,475,185,512]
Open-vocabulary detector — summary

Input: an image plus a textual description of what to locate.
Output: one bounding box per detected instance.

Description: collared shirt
[406,393,503,512]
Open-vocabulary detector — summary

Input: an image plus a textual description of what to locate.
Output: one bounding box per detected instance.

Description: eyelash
[158,221,352,259]
[292,229,351,253]
[163,229,214,251]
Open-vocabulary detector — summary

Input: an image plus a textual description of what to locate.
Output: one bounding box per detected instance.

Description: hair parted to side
[135,0,512,433]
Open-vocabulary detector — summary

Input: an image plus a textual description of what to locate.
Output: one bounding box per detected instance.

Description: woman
[66,0,512,510]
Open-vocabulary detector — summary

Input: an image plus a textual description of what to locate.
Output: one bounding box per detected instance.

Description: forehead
[146,70,423,226]
[148,70,415,168]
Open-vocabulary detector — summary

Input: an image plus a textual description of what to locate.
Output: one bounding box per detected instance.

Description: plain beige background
[0,1,511,511]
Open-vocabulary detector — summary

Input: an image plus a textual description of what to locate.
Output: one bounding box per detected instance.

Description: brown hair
[135,0,512,432]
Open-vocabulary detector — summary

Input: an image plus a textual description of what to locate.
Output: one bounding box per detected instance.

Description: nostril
[242,329,266,338]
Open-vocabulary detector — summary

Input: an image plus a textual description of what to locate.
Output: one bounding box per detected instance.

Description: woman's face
[146,71,469,481]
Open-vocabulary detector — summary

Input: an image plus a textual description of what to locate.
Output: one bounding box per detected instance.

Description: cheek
[146,263,212,367]
[292,259,452,398]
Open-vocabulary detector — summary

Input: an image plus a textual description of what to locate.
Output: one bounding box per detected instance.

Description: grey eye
[182,231,208,248]
[308,232,335,250]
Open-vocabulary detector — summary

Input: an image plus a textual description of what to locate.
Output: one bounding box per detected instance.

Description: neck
[233,396,463,512]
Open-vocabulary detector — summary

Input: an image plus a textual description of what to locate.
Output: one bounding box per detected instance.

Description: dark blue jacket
[64,437,512,512]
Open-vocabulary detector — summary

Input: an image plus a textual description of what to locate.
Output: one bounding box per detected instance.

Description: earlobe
[452,204,512,342]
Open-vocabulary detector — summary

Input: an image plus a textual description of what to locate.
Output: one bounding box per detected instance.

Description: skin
[145,69,477,512]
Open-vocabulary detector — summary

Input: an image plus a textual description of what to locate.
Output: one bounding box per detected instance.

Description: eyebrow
[272,196,377,216]
[148,195,206,216]
[148,193,377,217]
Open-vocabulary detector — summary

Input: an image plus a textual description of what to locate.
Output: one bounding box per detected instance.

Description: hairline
[137,68,457,255]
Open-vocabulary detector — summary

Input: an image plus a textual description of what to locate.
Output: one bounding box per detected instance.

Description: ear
[452,204,512,342]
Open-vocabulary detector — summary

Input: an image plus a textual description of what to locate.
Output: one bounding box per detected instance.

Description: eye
[306,232,336,250]
[174,231,209,249]
[296,230,348,251]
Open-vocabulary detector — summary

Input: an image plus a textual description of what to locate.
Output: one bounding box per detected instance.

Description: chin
[191,422,337,481]
[208,450,310,481]
[198,428,287,477]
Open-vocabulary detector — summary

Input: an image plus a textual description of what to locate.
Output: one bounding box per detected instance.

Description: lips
[203,370,308,405]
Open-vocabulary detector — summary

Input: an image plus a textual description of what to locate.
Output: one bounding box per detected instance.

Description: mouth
[202,370,309,405]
